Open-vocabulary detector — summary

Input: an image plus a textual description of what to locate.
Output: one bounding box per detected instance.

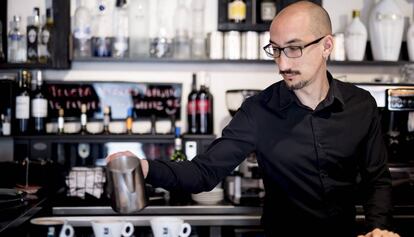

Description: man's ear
[322,35,334,59]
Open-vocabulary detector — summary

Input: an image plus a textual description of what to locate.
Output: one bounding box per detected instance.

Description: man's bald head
[273,1,332,37]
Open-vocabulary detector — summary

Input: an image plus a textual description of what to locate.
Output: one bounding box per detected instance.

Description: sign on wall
[46,82,182,120]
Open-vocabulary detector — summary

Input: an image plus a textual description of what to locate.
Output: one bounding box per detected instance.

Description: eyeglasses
[263,36,326,59]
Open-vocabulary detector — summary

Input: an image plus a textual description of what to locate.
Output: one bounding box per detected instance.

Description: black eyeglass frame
[263,36,327,58]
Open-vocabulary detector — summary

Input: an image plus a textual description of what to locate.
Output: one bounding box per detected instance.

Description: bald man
[107,1,398,236]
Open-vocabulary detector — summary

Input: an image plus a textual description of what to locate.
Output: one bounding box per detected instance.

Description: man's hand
[358,228,400,237]
[106,151,149,178]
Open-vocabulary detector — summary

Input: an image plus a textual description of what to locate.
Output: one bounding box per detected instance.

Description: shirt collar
[266,71,345,112]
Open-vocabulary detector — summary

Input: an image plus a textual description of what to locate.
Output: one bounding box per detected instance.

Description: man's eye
[286,46,301,51]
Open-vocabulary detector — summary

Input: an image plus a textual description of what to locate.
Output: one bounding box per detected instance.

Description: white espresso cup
[91,221,134,237]
[30,219,74,237]
[150,217,191,237]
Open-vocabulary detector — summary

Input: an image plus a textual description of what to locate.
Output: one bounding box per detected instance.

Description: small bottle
[8,16,26,63]
[171,126,187,162]
[2,109,11,136]
[73,0,92,58]
[228,0,246,23]
[260,0,276,22]
[31,70,48,134]
[103,105,111,134]
[57,108,65,134]
[126,107,134,134]
[113,0,129,58]
[80,103,88,134]
[38,9,53,64]
[27,8,40,63]
[187,73,198,134]
[150,114,157,135]
[15,70,31,135]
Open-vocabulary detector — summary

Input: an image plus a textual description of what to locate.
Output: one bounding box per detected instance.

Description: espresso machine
[224,90,264,205]
[383,88,414,165]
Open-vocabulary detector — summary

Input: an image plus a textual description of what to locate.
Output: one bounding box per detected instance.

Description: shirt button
[320,171,328,179]
[317,143,322,148]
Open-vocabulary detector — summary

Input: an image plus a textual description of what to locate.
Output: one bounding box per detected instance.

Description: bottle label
[261,2,276,21]
[73,27,92,39]
[197,99,210,113]
[32,98,48,117]
[27,28,38,43]
[16,96,30,119]
[41,29,50,45]
[187,101,197,114]
[228,1,247,21]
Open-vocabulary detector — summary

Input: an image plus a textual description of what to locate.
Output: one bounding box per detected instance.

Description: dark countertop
[0,194,48,233]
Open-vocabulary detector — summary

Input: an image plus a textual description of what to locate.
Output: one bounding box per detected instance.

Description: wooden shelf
[0,63,53,69]
[73,57,275,64]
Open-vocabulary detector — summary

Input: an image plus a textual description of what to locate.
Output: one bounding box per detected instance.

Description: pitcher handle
[179,222,191,237]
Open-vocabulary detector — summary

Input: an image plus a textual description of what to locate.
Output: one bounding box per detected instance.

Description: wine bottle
[27,8,40,63]
[187,73,198,134]
[38,9,53,64]
[15,70,31,134]
[196,73,213,134]
[31,70,48,134]
[171,126,186,161]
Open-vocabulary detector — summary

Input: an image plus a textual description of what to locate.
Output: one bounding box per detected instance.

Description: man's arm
[107,100,257,193]
[359,97,393,232]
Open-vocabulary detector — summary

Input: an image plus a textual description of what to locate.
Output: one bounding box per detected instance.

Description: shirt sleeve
[146,100,257,193]
[359,97,392,230]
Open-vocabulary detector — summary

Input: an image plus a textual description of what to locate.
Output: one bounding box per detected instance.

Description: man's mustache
[280,70,301,76]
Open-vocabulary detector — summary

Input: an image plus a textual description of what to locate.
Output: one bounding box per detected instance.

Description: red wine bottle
[196,73,213,134]
[187,73,198,134]
[15,70,31,134]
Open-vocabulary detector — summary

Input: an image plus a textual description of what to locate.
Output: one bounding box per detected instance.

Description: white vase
[345,10,367,61]
[369,0,404,61]
[407,22,414,61]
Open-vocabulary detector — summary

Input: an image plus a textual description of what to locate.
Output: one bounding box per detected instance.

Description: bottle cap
[127,108,134,117]
[175,126,181,137]
[81,104,87,113]
[352,10,360,18]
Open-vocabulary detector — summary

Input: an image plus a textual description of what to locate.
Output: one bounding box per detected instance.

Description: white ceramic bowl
[87,121,104,134]
[46,122,58,134]
[64,122,81,134]
[132,120,152,134]
[108,121,127,134]
[156,120,172,134]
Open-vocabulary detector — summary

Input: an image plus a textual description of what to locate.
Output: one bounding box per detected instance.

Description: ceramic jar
[369,0,404,61]
[345,10,367,61]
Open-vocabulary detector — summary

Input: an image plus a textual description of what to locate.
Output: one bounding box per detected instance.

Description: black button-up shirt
[147,71,392,236]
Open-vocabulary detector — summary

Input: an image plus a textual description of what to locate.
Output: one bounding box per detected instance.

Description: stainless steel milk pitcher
[107,156,148,213]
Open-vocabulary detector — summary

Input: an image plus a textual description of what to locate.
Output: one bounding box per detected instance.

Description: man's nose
[275,52,291,72]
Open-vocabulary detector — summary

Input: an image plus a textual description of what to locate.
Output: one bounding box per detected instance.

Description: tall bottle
[39,9,54,64]
[196,72,213,134]
[344,10,367,61]
[113,0,129,58]
[187,73,198,134]
[15,70,31,134]
[129,0,149,58]
[57,108,65,134]
[150,0,173,58]
[31,71,48,134]
[191,0,206,59]
[0,20,5,62]
[8,16,26,63]
[73,0,92,58]
[27,8,40,63]
[93,0,113,57]
[173,0,191,59]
